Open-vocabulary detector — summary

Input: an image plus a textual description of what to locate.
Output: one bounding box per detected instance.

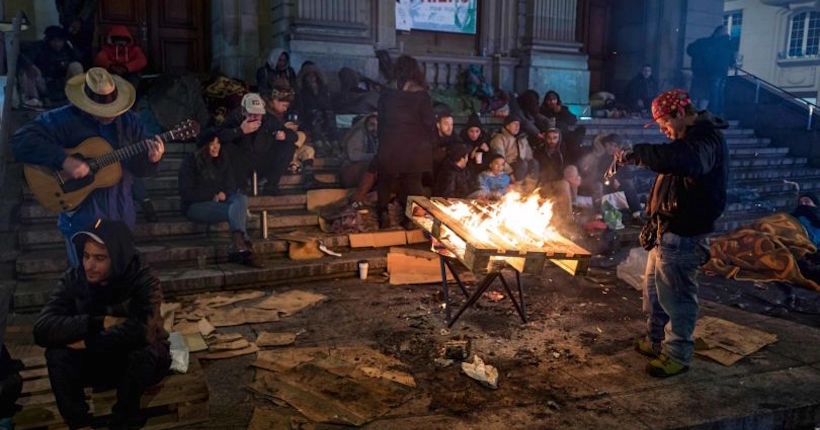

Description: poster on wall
[395,0,477,35]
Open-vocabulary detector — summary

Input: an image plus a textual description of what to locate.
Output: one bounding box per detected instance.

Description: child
[474,153,512,200]
[433,144,473,198]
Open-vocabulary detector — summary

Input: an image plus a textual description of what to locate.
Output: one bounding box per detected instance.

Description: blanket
[703,212,819,291]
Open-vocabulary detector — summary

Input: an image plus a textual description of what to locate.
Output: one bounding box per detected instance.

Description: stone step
[728,178,820,195]
[730,166,820,181]
[578,118,740,127]
[19,193,311,224]
[14,229,353,278]
[9,248,389,311]
[729,156,807,168]
[17,211,320,250]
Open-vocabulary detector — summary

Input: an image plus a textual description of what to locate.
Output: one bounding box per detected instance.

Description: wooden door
[97,0,209,74]
[577,0,613,93]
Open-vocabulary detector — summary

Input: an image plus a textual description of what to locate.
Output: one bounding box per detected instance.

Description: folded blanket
[704,212,819,291]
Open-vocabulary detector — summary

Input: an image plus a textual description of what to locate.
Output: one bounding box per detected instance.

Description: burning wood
[406,193,590,276]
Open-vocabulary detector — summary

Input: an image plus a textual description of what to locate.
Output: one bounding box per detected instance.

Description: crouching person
[33,219,170,430]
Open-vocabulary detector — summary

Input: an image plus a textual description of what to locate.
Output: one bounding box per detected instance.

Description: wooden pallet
[406,196,591,276]
[13,354,209,430]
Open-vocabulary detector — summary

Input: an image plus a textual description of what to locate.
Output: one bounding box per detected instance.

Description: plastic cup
[358,260,369,280]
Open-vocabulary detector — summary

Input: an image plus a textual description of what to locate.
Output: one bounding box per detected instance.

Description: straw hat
[65,67,136,117]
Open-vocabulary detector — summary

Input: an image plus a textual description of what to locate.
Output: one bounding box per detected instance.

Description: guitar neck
[94,129,176,169]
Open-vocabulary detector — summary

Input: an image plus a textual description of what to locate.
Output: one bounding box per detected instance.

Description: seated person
[296,62,337,148]
[433,144,474,199]
[534,128,574,226]
[578,133,642,221]
[340,113,379,202]
[791,193,820,279]
[473,153,512,200]
[257,49,297,96]
[19,25,84,108]
[94,25,148,88]
[178,130,260,267]
[217,86,299,196]
[625,64,659,115]
[33,219,170,430]
[539,90,586,164]
[333,67,381,114]
[459,113,491,180]
[490,114,539,184]
[432,112,458,172]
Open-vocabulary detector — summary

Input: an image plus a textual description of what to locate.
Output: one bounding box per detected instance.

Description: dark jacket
[687,35,737,78]
[628,112,729,236]
[433,161,474,199]
[539,105,577,130]
[376,87,436,174]
[33,221,168,353]
[178,149,237,213]
[12,105,156,236]
[459,115,491,177]
[626,74,659,109]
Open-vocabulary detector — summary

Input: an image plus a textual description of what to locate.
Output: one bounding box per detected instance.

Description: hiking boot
[646,354,689,378]
[635,338,662,359]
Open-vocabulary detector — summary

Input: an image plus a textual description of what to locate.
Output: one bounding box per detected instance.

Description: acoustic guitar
[24,119,200,213]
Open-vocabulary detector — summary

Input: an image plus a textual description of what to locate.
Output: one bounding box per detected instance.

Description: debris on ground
[461,355,499,389]
[693,316,778,365]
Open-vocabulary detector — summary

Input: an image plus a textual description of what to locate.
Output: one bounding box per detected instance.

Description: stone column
[211,0,261,83]
[516,0,589,113]
[285,0,380,86]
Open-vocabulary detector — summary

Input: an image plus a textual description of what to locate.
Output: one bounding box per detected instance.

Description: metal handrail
[732,66,820,129]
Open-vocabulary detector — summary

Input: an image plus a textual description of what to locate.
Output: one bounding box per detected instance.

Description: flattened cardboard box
[405,229,428,244]
[349,230,407,248]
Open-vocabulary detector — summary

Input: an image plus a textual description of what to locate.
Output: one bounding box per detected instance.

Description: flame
[434,191,561,251]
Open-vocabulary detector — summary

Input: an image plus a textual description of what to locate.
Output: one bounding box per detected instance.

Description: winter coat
[12,105,156,238]
[627,112,729,236]
[342,113,379,163]
[433,161,474,198]
[33,221,169,353]
[178,149,237,213]
[94,25,147,73]
[256,48,297,96]
[490,129,534,173]
[626,74,659,108]
[376,87,436,175]
[539,105,578,130]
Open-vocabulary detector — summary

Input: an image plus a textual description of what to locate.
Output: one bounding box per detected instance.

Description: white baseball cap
[241,93,266,115]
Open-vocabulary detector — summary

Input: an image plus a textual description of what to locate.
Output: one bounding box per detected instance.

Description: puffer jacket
[94,25,148,73]
[628,112,729,236]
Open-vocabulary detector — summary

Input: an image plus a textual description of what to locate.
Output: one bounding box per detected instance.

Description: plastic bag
[616,247,648,290]
[602,201,624,230]
[168,332,190,374]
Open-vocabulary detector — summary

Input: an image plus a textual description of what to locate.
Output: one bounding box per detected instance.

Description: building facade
[724,0,820,104]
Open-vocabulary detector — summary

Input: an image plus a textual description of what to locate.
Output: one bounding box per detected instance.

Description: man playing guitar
[12,67,165,267]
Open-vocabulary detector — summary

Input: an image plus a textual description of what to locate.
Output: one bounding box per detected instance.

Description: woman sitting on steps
[178,130,262,267]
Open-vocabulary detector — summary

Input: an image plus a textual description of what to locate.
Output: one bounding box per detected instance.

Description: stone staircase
[580,118,820,232]
[8,117,816,310]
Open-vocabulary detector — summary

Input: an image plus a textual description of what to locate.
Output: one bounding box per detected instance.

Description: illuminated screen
[396,0,477,35]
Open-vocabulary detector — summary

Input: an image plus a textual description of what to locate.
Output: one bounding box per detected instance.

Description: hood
[459,113,486,143]
[107,25,134,44]
[71,219,138,282]
[267,48,289,69]
[694,111,729,130]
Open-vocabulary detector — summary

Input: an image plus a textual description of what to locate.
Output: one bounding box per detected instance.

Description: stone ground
[7,248,820,429]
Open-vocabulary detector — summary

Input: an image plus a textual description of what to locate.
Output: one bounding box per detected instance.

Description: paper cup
[357,260,369,280]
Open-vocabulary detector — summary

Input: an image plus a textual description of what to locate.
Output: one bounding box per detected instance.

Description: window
[787,11,820,58]
[724,11,742,40]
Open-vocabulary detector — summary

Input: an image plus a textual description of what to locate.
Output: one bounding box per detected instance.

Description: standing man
[12,67,165,268]
[33,219,170,429]
[615,89,729,377]
[687,25,737,116]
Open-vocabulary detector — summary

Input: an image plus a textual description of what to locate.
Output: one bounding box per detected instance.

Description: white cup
[358,260,369,280]
[475,151,483,164]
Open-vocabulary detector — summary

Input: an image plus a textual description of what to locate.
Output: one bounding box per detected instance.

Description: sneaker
[646,354,689,378]
[635,338,662,359]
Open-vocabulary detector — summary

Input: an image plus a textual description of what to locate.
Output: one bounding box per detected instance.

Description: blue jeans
[184,193,248,234]
[643,232,709,365]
